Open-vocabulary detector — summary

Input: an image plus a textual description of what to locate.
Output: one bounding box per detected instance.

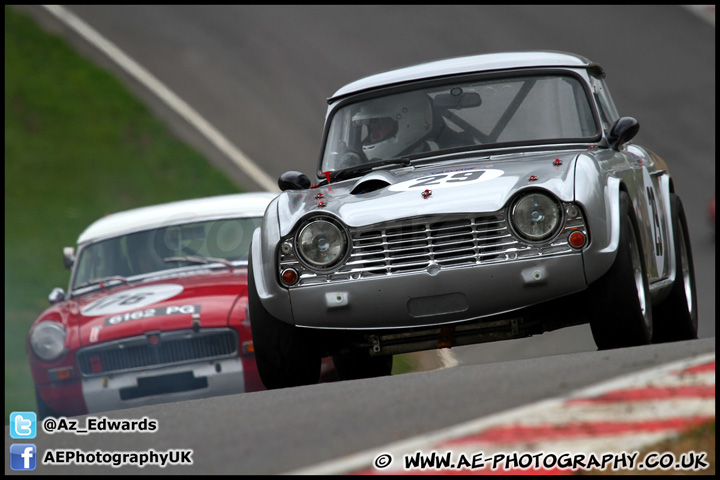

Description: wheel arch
[250,199,295,325]
[575,154,624,285]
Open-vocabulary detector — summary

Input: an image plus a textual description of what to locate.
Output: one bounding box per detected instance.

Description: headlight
[510,192,562,241]
[29,321,67,361]
[295,219,348,270]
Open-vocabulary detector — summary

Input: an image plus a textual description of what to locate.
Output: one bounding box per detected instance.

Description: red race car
[28,193,335,418]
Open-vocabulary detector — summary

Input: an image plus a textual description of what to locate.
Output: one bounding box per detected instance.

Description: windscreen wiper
[329,158,412,183]
[163,255,235,272]
[73,275,130,292]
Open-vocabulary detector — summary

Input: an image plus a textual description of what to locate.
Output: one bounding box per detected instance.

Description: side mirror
[48,287,66,305]
[607,117,639,150]
[278,171,311,191]
[63,247,75,270]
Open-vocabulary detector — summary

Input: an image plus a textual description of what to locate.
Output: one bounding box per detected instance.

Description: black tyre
[248,252,321,389]
[332,349,393,381]
[589,191,653,349]
[652,194,698,342]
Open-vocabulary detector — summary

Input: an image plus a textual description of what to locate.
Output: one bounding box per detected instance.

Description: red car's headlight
[29,321,67,361]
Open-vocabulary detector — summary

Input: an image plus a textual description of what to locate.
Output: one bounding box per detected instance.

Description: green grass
[4,5,240,419]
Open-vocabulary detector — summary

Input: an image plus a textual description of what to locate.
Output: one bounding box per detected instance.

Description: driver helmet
[352,91,432,160]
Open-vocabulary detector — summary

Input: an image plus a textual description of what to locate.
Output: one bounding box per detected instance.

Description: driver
[125,230,165,275]
[350,91,432,165]
[366,116,398,145]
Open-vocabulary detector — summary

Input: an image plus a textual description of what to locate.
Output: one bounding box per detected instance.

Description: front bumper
[289,253,587,329]
[81,356,246,414]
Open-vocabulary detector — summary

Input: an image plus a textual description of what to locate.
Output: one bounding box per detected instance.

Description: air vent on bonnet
[350,179,391,195]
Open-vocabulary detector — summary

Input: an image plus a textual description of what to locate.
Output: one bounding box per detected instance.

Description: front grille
[347,215,515,275]
[280,208,587,286]
[76,328,238,377]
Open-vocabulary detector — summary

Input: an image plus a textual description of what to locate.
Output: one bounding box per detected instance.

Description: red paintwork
[36,381,86,417]
[709,197,715,227]
[29,266,337,415]
[27,268,260,414]
[241,356,265,393]
[76,272,250,346]
[30,269,252,347]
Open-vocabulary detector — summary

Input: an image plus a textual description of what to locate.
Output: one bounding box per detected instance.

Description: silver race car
[249,51,698,388]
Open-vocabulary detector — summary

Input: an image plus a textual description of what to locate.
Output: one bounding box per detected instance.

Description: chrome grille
[280,207,587,286]
[76,328,238,377]
[347,215,514,275]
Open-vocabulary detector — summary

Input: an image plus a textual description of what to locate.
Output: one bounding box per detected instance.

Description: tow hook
[369,335,381,353]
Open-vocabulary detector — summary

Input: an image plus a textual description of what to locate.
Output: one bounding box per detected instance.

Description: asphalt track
[6,5,715,475]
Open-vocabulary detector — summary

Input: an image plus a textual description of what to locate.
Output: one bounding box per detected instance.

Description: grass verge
[5,5,239,419]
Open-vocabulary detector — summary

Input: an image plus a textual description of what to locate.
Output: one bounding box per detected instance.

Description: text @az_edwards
[42,416,158,435]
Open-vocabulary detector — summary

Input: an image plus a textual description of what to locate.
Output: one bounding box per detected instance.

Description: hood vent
[350,179,391,195]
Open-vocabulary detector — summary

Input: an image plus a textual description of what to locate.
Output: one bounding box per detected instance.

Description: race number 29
[388,168,503,191]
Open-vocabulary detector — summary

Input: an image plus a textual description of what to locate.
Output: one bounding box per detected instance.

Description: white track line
[437,349,461,369]
[41,5,280,193]
[683,5,715,26]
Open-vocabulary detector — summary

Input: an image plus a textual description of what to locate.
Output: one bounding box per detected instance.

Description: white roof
[329,51,592,101]
[77,192,278,245]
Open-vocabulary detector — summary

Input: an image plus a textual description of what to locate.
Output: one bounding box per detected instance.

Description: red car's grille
[76,328,238,376]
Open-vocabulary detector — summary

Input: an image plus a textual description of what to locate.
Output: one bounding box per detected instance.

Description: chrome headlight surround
[509,191,563,243]
[293,216,350,272]
[29,320,67,361]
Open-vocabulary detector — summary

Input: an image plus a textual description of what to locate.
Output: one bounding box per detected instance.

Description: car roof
[77,192,278,245]
[328,51,594,102]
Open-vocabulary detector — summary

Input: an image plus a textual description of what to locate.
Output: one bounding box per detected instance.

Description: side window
[590,77,619,131]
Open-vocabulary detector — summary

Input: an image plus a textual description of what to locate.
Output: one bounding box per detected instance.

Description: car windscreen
[321,73,599,173]
[72,217,261,290]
